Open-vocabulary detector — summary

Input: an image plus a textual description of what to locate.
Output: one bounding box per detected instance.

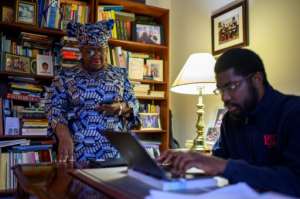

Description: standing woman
[46,20,140,162]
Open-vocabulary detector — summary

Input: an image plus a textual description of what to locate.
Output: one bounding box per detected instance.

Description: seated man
[158,48,300,197]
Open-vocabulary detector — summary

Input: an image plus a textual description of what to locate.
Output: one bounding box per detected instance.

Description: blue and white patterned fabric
[67,20,114,47]
[45,65,140,161]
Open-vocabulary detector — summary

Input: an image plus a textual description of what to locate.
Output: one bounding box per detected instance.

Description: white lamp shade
[171,53,216,95]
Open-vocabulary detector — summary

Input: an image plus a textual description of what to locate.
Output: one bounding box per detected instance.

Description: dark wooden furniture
[13,163,151,199]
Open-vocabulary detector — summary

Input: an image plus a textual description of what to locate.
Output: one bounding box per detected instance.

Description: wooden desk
[13,163,152,199]
[13,163,113,199]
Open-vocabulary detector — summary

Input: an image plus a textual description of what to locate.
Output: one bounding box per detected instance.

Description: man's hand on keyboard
[157,150,228,176]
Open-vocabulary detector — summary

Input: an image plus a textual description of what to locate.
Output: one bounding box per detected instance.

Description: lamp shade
[171,53,216,95]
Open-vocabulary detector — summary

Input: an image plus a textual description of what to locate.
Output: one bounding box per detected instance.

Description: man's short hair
[214,48,268,85]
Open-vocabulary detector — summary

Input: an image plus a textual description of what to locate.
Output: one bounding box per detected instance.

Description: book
[128,169,218,191]
[0,98,3,136]
[10,144,52,152]
[0,139,30,148]
[4,117,20,135]
[128,57,144,80]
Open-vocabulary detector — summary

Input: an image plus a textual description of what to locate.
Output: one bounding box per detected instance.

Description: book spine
[0,97,3,136]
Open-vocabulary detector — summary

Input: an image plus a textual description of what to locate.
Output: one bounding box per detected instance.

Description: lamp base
[191,135,206,151]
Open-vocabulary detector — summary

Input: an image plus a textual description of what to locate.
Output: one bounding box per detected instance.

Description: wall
[167,0,300,147]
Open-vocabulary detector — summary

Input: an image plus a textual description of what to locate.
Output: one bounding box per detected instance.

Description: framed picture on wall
[211,0,248,55]
[16,0,37,25]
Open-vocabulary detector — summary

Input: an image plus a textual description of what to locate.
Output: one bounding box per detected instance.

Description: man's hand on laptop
[157,150,228,176]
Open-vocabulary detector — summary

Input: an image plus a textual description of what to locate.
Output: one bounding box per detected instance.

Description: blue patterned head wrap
[66,19,114,47]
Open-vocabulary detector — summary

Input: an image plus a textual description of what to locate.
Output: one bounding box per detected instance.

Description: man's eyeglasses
[214,74,254,95]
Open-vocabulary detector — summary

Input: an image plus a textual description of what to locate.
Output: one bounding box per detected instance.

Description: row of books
[59,36,81,68]
[37,0,89,29]
[0,32,57,76]
[139,102,160,114]
[0,142,54,190]
[97,6,135,41]
[131,81,165,98]
[1,81,48,136]
[107,46,164,81]
[60,2,90,30]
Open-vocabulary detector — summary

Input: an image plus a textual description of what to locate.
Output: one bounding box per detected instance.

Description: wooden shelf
[109,38,167,52]
[136,96,165,100]
[98,0,169,17]
[130,79,167,85]
[0,135,52,141]
[132,129,167,134]
[0,22,65,37]
[0,189,15,196]
[0,71,53,81]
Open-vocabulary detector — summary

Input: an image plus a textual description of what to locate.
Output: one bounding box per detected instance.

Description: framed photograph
[206,127,218,147]
[146,59,163,81]
[36,54,54,76]
[140,113,161,130]
[4,53,31,74]
[134,23,163,45]
[1,6,14,23]
[214,108,227,128]
[206,108,227,148]
[211,0,248,55]
[16,0,37,25]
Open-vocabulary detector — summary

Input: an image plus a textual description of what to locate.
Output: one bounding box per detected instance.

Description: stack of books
[60,36,81,68]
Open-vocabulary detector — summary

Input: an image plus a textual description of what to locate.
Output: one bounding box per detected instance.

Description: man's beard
[228,83,259,120]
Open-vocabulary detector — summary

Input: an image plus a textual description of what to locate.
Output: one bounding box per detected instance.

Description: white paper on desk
[260,192,297,199]
[145,182,260,199]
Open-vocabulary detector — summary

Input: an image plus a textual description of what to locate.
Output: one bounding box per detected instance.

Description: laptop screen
[104,132,169,180]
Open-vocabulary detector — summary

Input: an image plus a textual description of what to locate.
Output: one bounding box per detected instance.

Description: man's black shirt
[213,85,300,197]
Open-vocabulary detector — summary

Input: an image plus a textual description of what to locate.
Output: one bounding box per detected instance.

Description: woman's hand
[96,102,125,116]
[55,124,74,163]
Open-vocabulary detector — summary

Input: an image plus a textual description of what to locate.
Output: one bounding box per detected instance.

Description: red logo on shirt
[264,134,277,148]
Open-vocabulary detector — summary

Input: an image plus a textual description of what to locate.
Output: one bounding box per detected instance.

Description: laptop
[104,132,200,180]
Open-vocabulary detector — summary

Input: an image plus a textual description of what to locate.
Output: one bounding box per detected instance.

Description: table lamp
[171,53,216,151]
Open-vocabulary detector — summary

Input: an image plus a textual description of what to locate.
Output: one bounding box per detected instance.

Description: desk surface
[13,163,219,199]
[13,163,153,199]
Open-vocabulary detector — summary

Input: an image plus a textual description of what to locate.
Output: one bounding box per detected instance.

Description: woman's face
[80,46,107,72]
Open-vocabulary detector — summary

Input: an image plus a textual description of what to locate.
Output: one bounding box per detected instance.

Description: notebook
[104,132,219,190]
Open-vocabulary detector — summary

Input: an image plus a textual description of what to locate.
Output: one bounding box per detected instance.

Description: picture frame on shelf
[146,59,163,81]
[206,108,227,147]
[211,0,248,55]
[140,113,161,130]
[36,54,54,76]
[4,53,31,74]
[1,6,14,23]
[214,108,227,128]
[16,0,37,25]
[134,23,163,45]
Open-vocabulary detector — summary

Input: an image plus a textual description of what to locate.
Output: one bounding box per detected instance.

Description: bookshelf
[0,0,170,193]
[97,0,170,151]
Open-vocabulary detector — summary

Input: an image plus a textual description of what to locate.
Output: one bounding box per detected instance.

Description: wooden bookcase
[96,0,170,151]
[0,0,169,193]
[0,0,170,150]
